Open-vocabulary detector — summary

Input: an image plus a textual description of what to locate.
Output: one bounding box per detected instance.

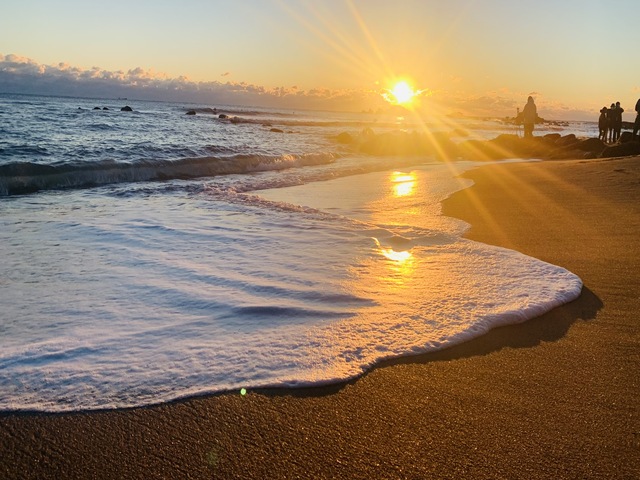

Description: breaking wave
[0,152,340,195]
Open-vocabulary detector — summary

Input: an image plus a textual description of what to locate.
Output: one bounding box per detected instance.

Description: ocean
[0,93,585,412]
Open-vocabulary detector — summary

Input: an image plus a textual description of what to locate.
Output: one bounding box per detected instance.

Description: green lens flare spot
[240,388,247,396]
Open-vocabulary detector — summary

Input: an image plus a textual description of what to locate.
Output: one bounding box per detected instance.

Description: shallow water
[0,94,583,411]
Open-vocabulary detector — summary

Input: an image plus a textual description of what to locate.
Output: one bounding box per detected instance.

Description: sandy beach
[1,156,639,479]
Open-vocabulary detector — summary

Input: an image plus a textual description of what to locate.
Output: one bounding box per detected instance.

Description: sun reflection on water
[380,248,412,263]
[390,171,417,197]
[371,236,416,287]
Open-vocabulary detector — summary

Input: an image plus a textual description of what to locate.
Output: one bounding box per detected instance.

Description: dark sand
[2,157,639,479]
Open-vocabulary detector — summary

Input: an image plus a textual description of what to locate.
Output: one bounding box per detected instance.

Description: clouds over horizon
[0,54,383,112]
[0,54,597,120]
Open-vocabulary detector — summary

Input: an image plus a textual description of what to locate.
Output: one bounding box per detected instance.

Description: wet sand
[1,156,639,479]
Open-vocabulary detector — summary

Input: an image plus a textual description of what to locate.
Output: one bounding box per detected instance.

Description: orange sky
[1,0,639,120]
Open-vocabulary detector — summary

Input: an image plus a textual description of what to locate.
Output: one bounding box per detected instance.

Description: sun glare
[389,81,417,105]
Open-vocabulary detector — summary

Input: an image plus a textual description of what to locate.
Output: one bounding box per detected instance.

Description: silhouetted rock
[121,106,133,112]
[555,134,577,147]
[336,132,353,144]
[334,125,640,162]
[574,138,606,154]
[103,107,109,110]
[270,128,284,133]
[185,110,196,115]
[93,107,101,110]
[620,131,635,143]
[600,141,640,158]
[546,137,605,160]
[542,133,562,144]
[218,114,228,119]
[358,130,458,159]
[457,134,550,160]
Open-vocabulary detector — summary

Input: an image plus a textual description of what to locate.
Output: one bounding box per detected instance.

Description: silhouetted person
[522,96,537,138]
[634,98,640,139]
[606,103,616,142]
[611,101,624,142]
[598,106,609,142]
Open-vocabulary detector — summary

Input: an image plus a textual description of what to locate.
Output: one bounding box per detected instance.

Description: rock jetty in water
[335,129,640,161]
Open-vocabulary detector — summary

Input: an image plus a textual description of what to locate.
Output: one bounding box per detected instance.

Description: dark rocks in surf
[542,133,562,144]
[121,106,133,112]
[93,107,101,110]
[336,132,353,144]
[359,130,458,158]
[573,137,606,153]
[269,128,284,133]
[600,141,640,158]
[554,134,578,147]
[218,114,228,119]
[345,129,620,162]
[457,134,548,160]
[547,137,606,159]
[185,110,196,115]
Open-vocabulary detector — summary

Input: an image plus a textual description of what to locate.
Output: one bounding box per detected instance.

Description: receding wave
[0,152,340,196]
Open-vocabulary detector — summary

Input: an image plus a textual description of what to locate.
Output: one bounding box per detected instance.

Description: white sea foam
[0,162,582,412]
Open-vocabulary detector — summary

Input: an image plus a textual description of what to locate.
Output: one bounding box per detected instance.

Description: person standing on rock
[612,101,624,143]
[606,103,616,142]
[522,96,537,138]
[598,107,609,142]
[634,98,640,139]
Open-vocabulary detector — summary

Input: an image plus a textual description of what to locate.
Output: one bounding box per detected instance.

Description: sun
[389,81,417,105]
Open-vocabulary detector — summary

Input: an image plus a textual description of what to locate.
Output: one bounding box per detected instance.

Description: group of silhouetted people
[598,102,625,143]
[517,96,640,141]
[598,99,640,143]
[634,98,640,140]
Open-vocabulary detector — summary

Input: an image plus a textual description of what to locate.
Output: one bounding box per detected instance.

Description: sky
[1,0,639,120]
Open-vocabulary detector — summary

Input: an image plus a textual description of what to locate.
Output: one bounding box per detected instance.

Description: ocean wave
[85,122,120,132]
[0,152,340,196]
[0,145,52,158]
